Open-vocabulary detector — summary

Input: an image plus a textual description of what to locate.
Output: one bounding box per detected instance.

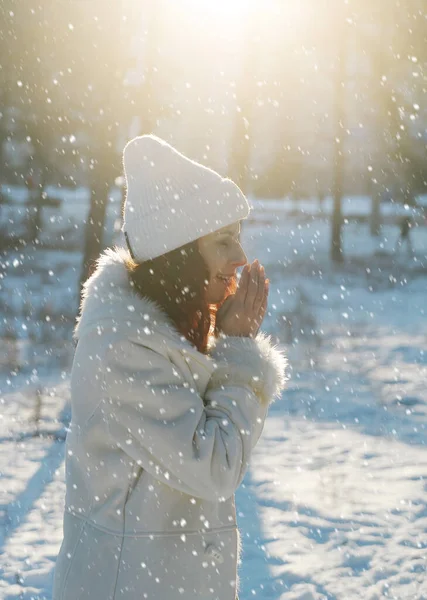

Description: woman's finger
[253,265,265,310]
[258,283,268,323]
[264,278,270,301]
[234,263,249,303]
[245,260,259,307]
[259,279,269,317]
[250,287,268,337]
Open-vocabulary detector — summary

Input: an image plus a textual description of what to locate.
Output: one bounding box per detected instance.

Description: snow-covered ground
[1,207,427,599]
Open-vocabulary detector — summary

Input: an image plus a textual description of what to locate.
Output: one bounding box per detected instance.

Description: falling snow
[2,1,427,597]
[1,196,427,598]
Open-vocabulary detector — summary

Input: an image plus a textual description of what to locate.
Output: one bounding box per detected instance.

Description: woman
[53,135,286,600]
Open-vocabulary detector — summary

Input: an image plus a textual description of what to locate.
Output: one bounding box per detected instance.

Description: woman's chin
[207,292,226,305]
[206,286,227,305]
[206,278,236,305]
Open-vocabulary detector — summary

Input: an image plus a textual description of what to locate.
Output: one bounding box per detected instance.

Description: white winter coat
[53,248,286,600]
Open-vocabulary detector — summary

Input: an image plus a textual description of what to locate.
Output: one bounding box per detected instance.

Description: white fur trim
[208,333,287,406]
[75,246,182,345]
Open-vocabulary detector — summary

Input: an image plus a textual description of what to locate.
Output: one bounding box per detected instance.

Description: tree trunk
[369,3,391,237]
[228,11,258,193]
[138,0,160,134]
[79,143,115,287]
[331,23,347,264]
[370,189,381,236]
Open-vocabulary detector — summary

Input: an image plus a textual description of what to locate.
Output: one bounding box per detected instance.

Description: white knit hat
[121,135,250,262]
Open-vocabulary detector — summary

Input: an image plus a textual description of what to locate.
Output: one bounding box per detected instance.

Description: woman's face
[198,222,248,304]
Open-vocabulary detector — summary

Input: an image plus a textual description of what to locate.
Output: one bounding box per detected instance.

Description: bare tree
[330,20,347,264]
[355,0,427,230]
[228,6,259,193]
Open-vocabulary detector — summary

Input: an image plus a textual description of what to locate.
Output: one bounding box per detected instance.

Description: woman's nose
[231,246,247,268]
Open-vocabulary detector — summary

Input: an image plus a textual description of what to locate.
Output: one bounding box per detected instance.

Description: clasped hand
[216,260,269,338]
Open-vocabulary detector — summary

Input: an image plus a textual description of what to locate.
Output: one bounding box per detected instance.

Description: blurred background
[1,2,427,598]
[0,2,423,364]
[1,0,427,376]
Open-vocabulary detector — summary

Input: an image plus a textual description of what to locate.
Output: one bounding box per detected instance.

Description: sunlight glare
[184,0,258,24]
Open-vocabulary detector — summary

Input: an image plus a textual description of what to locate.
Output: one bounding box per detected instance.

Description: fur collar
[75,247,190,348]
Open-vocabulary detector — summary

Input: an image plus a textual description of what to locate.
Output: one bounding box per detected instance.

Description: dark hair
[123,240,236,354]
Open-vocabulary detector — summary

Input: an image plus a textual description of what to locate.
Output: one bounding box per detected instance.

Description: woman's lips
[216,274,233,284]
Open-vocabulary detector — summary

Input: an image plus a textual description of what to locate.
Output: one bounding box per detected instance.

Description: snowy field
[1,206,427,599]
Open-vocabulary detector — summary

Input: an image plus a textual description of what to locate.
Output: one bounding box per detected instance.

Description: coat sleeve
[101,334,286,501]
